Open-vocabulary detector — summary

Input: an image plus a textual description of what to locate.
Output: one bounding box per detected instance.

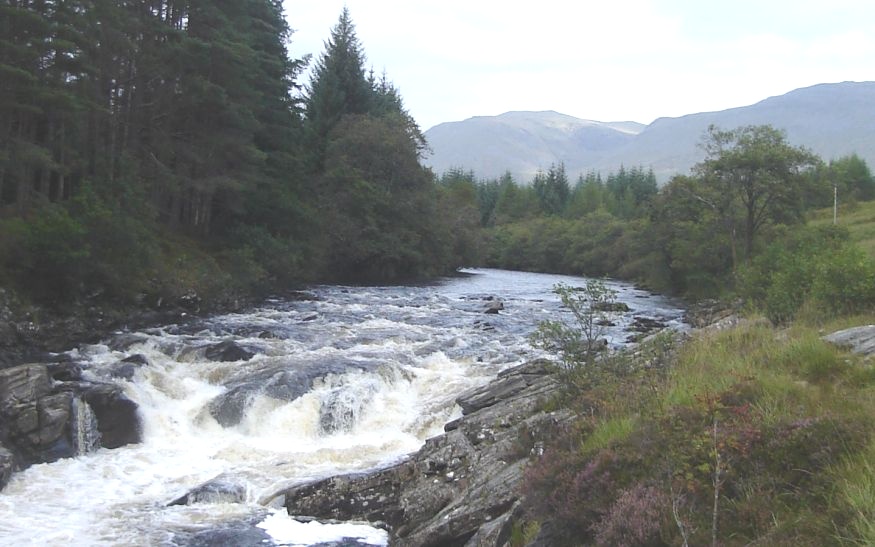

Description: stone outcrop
[823,325,875,356]
[0,362,142,489]
[81,383,141,448]
[0,445,13,490]
[275,359,570,546]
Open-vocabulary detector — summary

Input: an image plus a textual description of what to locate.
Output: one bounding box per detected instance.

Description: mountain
[423,81,875,183]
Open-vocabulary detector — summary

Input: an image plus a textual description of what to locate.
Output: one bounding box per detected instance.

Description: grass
[579,416,638,455]
[524,317,875,546]
[810,200,875,258]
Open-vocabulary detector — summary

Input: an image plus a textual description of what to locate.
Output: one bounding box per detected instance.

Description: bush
[2,205,90,304]
[739,226,875,323]
[530,281,618,387]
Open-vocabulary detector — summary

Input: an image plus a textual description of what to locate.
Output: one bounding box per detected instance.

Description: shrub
[591,483,667,546]
[530,280,617,386]
[739,225,875,323]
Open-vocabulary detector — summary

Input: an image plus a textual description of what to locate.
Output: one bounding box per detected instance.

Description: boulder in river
[484,300,504,314]
[82,384,141,449]
[592,301,631,313]
[204,341,256,362]
[0,445,13,490]
[208,359,364,427]
[169,475,248,506]
[103,354,150,381]
[631,316,667,333]
[0,363,142,486]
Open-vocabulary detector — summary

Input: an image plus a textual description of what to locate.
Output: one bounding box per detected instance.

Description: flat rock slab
[823,325,875,356]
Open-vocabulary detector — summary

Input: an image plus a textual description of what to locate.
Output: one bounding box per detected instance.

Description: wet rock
[181,523,272,547]
[209,360,360,427]
[169,475,248,506]
[302,314,318,322]
[596,319,616,327]
[103,354,150,381]
[209,370,313,427]
[83,384,141,449]
[47,362,83,382]
[122,354,149,366]
[483,301,504,315]
[204,341,256,362]
[473,320,495,332]
[278,359,570,546]
[631,316,667,333]
[592,301,631,313]
[1,386,76,465]
[108,333,150,352]
[823,325,875,356]
[0,445,13,491]
[319,383,379,434]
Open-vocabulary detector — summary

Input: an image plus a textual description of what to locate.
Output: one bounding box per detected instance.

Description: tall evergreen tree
[304,7,372,166]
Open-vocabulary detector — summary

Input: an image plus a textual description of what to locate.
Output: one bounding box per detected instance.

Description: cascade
[71,396,101,456]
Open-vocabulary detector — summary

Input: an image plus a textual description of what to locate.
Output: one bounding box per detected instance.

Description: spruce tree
[304,7,372,166]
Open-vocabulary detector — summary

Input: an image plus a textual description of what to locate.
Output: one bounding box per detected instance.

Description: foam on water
[258,509,388,546]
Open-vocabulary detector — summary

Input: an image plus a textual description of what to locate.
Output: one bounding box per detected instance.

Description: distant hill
[423,81,875,183]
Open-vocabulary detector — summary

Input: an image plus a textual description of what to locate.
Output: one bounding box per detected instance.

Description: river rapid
[0,269,685,546]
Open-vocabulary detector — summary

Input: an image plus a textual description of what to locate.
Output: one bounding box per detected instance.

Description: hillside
[424,81,875,182]
[423,111,645,180]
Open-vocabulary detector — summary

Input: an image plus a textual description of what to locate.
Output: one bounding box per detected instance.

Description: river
[0,269,685,546]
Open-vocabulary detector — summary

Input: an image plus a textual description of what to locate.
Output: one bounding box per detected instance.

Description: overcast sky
[282,0,875,130]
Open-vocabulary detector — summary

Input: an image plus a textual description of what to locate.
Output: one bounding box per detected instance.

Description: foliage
[532,163,570,215]
[0,4,474,306]
[739,225,875,323]
[523,321,875,546]
[531,281,618,384]
[474,125,866,300]
[690,125,821,269]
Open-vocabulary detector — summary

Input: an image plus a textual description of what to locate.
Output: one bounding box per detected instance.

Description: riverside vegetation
[518,314,875,546]
[4,3,875,547]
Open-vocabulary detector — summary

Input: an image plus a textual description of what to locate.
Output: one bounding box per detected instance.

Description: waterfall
[71,396,101,456]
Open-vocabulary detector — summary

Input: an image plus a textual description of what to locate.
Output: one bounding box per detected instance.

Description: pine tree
[304,7,372,166]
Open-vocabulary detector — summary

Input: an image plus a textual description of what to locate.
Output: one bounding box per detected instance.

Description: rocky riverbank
[0,361,142,490]
[270,359,572,546]
[271,318,875,547]
[0,286,268,368]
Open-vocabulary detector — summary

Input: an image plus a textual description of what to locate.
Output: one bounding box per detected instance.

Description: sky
[282,0,875,131]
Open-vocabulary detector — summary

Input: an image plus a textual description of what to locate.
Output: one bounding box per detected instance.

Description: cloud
[283,1,875,129]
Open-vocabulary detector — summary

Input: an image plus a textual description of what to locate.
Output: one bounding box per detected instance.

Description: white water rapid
[0,269,686,546]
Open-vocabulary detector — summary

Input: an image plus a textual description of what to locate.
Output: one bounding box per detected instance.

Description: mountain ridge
[423,81,875,182]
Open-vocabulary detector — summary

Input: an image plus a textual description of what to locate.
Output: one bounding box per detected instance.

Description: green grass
[810,200,875,258]
[833,440,875,545]
[525,317,875,546]
[579,416,638,455]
